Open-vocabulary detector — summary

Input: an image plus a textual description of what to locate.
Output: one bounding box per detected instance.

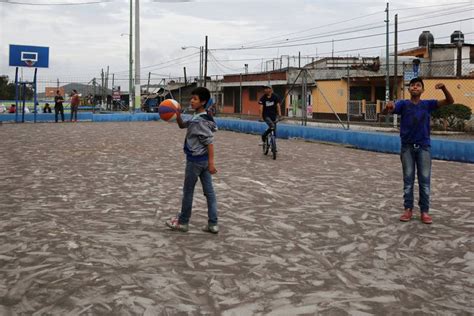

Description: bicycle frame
[262,124,277,160]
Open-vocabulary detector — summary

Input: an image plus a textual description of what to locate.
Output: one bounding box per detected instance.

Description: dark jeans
[70,105,78,121]
[178,160,218,225]
[262,116,277,139]
[400,144,432,212]
[55,105,64,122]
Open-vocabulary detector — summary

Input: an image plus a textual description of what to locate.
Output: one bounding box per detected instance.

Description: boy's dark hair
[191,87,210,105]
[409,77,424,88]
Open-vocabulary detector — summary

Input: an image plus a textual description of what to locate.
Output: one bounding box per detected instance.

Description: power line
[213,18,474,51]
[228,7,473,50]
[0,0,112,5]
[229,3,472,49]
[114,51,200,74]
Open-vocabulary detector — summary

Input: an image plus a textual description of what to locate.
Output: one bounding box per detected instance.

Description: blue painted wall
[0,112,160,123]
[0,112,93,122]
[2,114,471,163]
[214,118,474,163]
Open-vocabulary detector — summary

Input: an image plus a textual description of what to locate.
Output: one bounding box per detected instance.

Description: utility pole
[134,0,141,113]
[129,0,133,112]
[204,35,208,87]
[183,67,187,86]
[302,69,307,126]
[385,2,390,104]
[101,68,105,107]
[147,72,151,94]
[105,65,109,94]
[199,46,203,86]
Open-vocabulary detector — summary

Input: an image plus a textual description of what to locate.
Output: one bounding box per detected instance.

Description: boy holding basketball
[166,87,219,234]
[385,77,453,224]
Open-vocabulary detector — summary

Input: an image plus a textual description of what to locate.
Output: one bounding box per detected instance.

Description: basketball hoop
[24,60,36,67]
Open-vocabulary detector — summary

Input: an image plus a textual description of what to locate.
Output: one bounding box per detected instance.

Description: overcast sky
[0,0,473,90]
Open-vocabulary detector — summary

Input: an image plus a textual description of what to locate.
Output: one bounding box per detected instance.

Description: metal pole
[147,72,151,94]
[302,69,307,126]
[199,46,203,86]
[347,66,350,129]
[15,67,19,123]
[393,14,398,100]
[204,35,208,87]
[129,0,133,112]
[385,2,390,104]
[239,73,242,115]
[183,67,187,86]
[33,68,38,123]
[105,66,109,105]
[134,0,141,112]
[22,83,26,123]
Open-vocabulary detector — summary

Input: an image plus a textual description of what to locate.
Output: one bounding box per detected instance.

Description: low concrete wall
[0,112,160,123]
[92,113,160,122]
[0,112,94,122]
[215,118,474,163]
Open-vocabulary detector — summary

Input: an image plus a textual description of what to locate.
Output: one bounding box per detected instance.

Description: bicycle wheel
[271,135,277,160]
[263,137,269,155]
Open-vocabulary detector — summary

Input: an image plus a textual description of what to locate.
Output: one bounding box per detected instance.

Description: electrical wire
[226,3,472,49]
[213,18,474,51]
[0,0,112,5]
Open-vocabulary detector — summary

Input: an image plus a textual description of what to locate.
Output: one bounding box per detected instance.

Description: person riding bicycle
[259,85,281,144]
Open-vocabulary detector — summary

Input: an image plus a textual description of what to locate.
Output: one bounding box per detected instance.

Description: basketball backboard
[9,44,49,68]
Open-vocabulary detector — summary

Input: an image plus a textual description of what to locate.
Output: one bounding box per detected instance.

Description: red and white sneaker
[420,212,432,224]
[165,217,189,232]
[399,209,413,222]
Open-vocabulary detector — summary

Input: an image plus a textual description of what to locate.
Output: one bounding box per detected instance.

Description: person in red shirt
[70,90,80,122]
[8,104,16,113]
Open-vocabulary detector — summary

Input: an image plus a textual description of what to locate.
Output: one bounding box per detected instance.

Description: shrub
[432,103,472,131]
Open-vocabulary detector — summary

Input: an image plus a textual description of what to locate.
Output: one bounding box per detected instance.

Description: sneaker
[420,212,432,224]
[399,209,413,222]
[165,217,189,232]
[202,223,219,234]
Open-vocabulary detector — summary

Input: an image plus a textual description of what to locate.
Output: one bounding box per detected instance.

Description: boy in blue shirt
[385,77,453,224]
[166,87,219,233]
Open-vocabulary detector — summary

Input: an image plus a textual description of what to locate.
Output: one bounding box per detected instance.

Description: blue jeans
[179,160,218,225]
[262,117,277,139]
[400,144,432,212]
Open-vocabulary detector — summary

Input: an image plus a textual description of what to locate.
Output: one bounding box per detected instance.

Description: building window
[470,46,474,64]
[249,87,257,101]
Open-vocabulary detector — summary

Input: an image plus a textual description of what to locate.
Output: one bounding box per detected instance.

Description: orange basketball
[158,99,181,121]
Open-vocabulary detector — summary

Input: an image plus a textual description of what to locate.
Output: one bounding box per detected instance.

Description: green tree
[0,76,34,100]
[432,103,472,131]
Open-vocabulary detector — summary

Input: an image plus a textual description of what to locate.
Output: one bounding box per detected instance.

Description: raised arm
[435,83,454,107]
[176,111,187,129]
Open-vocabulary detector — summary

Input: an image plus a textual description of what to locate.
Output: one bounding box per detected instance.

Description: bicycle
[260,117,280,160]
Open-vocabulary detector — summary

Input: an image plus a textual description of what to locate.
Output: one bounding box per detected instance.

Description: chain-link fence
[308,58,473,129]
